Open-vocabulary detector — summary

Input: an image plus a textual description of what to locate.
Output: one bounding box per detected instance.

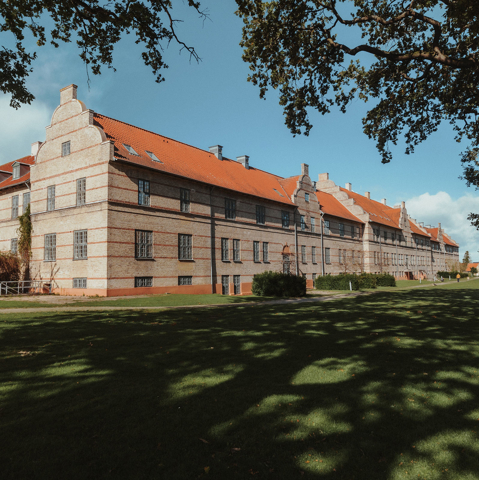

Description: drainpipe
[209,186,216,294]
[320,212,325,276]
[395,234,399,278]
[294,221,299,276]
[379,230,382,273]
[415,239,418,280]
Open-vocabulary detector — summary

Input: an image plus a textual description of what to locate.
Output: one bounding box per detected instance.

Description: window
[73,278,87,289]
[178,276,192,286]
[44,234,56,261]
[312,273,316,282]
[225,198,236,219]
[62,141,71,157]
[263,242,269,262]
[47,186,55,211]
[76,178,86,206]
[351,225,355,238]
[383,231,388,242]
[138,179,150,206]
[221,238,229,261]
[123,144,139,156]
[12,164,20,180]
[256,205,265,224]
[311,217,315,233]
[325,248,331,264]
[180,188,190,213]
[312,246,316,263]
[233,275,241,295]
[73,230,88,260]
[305,192,310,202]
[11,238,18,254]
[11,195,19,218]
[233,239,241,262]
[282,211,290,228]
[301,215,306,231]
[253,241,260,262]
[178,234,192,260]
[339,249,342,264]
[222,275,229,295]
[351,250,355,263]
[23,192,30,214]
[374,251,377,265]
[301,245,306,263]
[339,223,345,237]
[146,150,161,162]
[324,220,330,235]
[283,254,290,274]
[135,277,153,287]
[136,230,153,259]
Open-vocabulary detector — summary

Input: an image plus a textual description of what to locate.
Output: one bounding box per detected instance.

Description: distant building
[0,85,460,296]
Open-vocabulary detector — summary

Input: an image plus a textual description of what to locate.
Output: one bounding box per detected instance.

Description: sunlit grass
[0,281,478,479]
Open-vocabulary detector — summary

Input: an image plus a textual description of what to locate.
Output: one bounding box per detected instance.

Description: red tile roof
[316,191,363,223]
[466,263,479,272]
[94,114,294,205]
[0,156,34,190]
[442,233,458,247]
[339,188,399,228]
[425,227,439,242]
[408,219,431,238]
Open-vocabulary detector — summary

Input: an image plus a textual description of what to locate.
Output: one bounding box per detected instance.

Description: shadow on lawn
[1,286,479,479]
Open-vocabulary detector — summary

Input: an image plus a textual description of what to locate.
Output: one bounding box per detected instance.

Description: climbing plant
[17,203,32,274]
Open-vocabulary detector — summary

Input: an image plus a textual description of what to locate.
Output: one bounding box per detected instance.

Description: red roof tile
[0,156,34,190]
[316,191,363,223]
[94,114,294,205]
[466,263,479,272]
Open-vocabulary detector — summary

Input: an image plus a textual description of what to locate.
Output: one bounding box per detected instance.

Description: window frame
[11,195,19,219]
[11,238,18,255]
[233,239,241,262]
[135,230,153,259]
[339,223,345,237]
[233,275,241,295]
[44,233,56,262]
[221,238,229,262]
[255,205,265,225]
[73,229,88,260]
[311,217,315,233]
[253,241,260,262]
[135,277,153,287]
[138,179,150,206]
[300,215,306,231]
[178,276,192,286]
[180,188,190,213]
[263,242,269,263]
[281,211,290,229]
[73,278,87,289]
[76,177,86,206]
[325,247,331,264]
[62,141,71,157]
[324,220,330,235]
[12,164,20,180]
[312,246,316,264]
[301,245,306,263]
[225,198,236,220]
[47,185,55,211]
[23,192,30,214]
[178,233,193,261]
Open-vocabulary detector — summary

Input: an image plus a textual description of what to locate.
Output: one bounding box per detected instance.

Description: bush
[357,273,377,289]
[0,251,21,282]
[252,271,306,297]
[437,271,469,279]
[374,273,396,287]
[315,274,360,291]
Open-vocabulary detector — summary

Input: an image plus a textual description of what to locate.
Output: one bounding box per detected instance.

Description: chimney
[365,191,370,199]
[419,222,424,227]
[313,181,317,190]
[237,155,249,169]
[345,182,352,191]
[301,163,309,176]
[401,201,405,209]
[438,222,441,230]
[209,145,223,160]
[60,84,78,105]
[381,198,387,205]
[318,173,329,181]
[31,141,42,157]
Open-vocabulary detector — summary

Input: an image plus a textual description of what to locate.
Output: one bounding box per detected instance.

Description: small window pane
[282,211,290,228]
[73,230,88,260]
[221,238,229,261]
[178,276,192,285]
[47,186,55,211]
[73,278,87,288]
[263,242,268,262]
[77,178,86,206]
[256,205,265,225]
[135,277,153,287]
[180,188,190,213]
[138,179,150,206]
[325,248,330,264]
[225,198,236,220]
[178,234,192,260]
[253,241,260,262]
[44,234,56,261]
[62,141,71,157]
[136,230,153,259]
[11,195,19,219]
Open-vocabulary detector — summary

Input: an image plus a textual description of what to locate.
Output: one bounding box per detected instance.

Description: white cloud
[406,191,479,260]
[0,95,51,164]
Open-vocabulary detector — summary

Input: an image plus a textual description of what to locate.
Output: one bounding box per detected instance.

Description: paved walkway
[0,277,476,314]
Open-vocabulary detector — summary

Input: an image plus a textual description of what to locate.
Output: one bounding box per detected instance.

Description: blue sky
[1,1,477,258]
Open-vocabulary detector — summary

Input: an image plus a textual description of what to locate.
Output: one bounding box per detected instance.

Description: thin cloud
[406,191,479,259]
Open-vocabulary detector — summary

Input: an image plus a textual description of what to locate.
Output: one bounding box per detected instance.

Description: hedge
[252,271,307,297]
[315,273,395,290]
[437,271,469,279]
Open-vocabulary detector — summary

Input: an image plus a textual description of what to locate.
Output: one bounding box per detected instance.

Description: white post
[349,281,352,291]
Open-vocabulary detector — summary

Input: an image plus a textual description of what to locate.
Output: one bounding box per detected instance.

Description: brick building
[0,85,460,296]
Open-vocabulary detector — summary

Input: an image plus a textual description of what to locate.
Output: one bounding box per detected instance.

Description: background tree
[237,0,479,227]
[0,0,205,108]
[461,250,471,272]
[471,266,477,275]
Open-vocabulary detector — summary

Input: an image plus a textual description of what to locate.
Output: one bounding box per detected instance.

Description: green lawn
[1,282,479,479]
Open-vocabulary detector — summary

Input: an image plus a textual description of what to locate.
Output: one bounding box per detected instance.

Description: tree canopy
[236,0,479,227]
[0,0,205,107]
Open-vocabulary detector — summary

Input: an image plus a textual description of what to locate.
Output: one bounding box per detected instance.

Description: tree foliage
[236,0,479,226]
[0,0,205,108]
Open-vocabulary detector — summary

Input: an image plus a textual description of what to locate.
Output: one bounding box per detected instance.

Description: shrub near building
[252,271,306,297]
[315,273,395,290]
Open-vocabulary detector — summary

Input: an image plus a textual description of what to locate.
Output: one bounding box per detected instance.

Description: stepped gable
[0,156,35,191]
[93,113,293,205]
[406,218,431,238]
[316,190,363,223]
[339,188,398,229]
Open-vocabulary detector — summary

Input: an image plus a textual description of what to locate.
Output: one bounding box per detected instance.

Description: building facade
[0,85,460,296]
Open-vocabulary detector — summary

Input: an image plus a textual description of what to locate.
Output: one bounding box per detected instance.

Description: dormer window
[123,144,139,156]
[12,164,20,180]
[62,141,71,157]
[146,151,162,162]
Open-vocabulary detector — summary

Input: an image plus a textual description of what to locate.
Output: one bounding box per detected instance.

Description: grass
[1,282,479,479]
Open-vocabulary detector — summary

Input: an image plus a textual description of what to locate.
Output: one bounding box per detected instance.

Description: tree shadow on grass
[1,286,479,479]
